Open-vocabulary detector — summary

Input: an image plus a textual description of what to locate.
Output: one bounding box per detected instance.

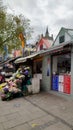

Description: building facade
[36,27,53,51]
[41,27,73,98]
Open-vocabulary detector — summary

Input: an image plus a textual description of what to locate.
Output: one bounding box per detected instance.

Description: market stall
[52,53,71,94]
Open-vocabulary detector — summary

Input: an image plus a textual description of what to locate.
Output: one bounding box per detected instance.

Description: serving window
[52,53,71,75]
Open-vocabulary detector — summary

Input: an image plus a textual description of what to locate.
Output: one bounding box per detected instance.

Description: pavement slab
[0,92,73,130]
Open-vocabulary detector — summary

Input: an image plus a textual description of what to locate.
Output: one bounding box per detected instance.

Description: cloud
[3,0,73,43]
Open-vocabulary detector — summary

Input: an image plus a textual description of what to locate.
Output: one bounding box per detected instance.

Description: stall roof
[0,56,22,66]
[14,41,72,64]
[39,41,72,55]
[14,53,41,64]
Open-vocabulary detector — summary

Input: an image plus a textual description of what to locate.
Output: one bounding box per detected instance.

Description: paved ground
[0,92,73,130]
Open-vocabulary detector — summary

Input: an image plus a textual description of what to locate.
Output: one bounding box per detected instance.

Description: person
[24,68,32,94]
[0,71,5,84]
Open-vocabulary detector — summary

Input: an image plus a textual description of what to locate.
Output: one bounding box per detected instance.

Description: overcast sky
[3,0,73,44]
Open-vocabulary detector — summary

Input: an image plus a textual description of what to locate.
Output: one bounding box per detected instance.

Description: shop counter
[52,74,71,94]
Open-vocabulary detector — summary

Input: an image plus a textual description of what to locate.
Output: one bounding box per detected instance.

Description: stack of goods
[0,66,32,101]
[0,79,23,101]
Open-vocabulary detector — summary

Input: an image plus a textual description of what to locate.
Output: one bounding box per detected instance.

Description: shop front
[14,52,44,94]
[52,52,71,94]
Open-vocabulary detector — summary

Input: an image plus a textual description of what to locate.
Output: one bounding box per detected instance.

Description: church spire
[45,26,53,40]
[45,26,49,38]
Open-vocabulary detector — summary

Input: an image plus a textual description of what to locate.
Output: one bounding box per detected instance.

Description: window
[59,35,65,43]
[52,53,71,75]
[57,53,71,73]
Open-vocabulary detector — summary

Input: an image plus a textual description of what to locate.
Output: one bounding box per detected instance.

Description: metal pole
[22,47,24,57]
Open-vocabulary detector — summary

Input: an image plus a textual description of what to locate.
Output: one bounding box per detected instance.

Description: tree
[0,0,6,52]
[0,0,33,55]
